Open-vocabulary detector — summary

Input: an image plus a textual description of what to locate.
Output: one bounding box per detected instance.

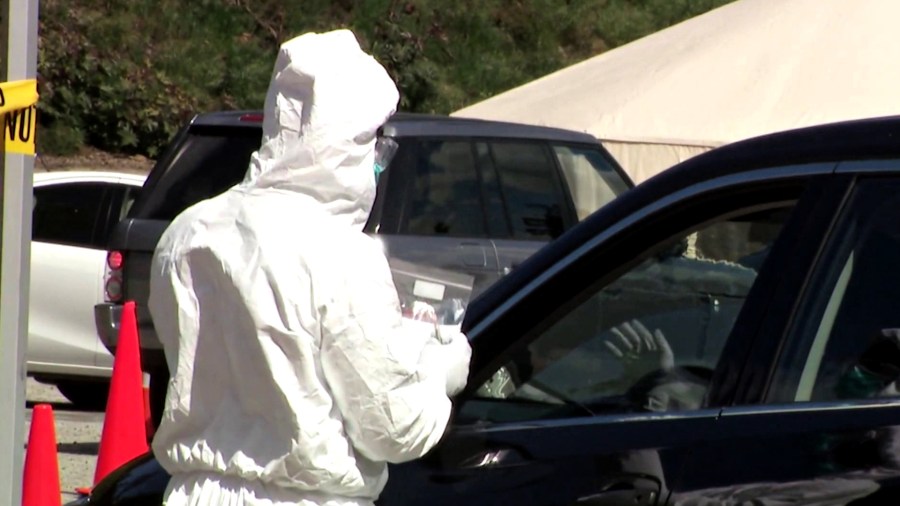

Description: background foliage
[36,0,732,157]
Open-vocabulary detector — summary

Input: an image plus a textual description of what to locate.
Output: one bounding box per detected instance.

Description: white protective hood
[243,29,397,228]
[149,30,470,506]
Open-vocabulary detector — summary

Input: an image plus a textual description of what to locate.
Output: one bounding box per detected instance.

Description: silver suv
[94,110,633,427]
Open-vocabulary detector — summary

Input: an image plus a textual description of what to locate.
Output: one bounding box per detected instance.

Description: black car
[77,115,900,505]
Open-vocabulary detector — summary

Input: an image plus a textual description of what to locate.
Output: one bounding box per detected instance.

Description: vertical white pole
[0,0,39,503]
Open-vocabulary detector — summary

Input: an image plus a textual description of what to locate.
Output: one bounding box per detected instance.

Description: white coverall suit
[148,29,472,506]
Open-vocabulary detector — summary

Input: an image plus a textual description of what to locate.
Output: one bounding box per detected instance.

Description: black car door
[378,163,835,506]
[676,167,900,505]
[85,162,834,506]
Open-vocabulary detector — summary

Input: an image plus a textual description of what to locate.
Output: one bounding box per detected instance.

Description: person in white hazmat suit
[147,29,472,506]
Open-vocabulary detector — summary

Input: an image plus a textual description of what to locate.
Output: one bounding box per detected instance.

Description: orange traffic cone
[23,404,61,506]
[82,300,148,493]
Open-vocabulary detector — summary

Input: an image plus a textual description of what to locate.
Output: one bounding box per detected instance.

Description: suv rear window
[129,125,262,220]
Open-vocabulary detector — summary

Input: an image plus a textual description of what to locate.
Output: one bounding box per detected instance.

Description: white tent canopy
[452,0,900,183]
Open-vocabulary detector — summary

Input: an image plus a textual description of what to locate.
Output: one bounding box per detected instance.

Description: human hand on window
[605,319,674,381]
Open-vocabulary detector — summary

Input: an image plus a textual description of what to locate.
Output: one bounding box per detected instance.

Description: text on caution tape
[4,105,37,155]
[0,79,39,156]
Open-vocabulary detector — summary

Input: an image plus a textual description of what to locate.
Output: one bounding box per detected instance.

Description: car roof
[189,110,600,144]
[463,114,900,329]
[383,113,599,143]
[656,114,900,187]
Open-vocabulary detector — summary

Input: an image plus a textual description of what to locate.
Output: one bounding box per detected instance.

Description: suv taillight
[239,113,263,123]
[104,250,125,302]
[107,250,124,270]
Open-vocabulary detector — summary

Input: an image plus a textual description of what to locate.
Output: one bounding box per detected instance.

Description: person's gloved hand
[410,300,438,323]
[605,319,674,381]
[420,330,472,397]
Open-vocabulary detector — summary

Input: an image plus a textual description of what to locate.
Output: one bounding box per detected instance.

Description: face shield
[374,137,400,184]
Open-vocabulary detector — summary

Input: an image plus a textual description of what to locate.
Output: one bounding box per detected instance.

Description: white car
[29,170,146,408]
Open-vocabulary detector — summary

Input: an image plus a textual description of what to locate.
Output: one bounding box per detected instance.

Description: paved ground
[26,378,103,505]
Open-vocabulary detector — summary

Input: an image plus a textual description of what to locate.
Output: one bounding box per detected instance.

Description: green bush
[37,0,733,158]
[36,121,84,156]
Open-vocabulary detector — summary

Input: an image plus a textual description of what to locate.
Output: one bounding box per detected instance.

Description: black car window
[465,202,797,423]
[33,182,107,248]
[401,139,487,237]
[771,178,900,404]
[489,141,570,240]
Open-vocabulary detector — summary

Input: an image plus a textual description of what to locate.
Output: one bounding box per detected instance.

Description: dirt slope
[34,147,153,175]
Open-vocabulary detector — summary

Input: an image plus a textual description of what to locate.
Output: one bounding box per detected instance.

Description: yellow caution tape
[0,80,38,115]
[5,105,37,155]
[1,79,38,156]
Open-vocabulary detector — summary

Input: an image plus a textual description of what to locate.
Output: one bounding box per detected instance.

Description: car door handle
[576,475,660,506]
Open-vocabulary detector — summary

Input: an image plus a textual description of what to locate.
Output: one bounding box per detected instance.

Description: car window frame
[97,183,142,245]
[764,171,900,406]
[457,163,838,426]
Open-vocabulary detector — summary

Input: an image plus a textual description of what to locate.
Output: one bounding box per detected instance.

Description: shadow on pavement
[57,441,100,455]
